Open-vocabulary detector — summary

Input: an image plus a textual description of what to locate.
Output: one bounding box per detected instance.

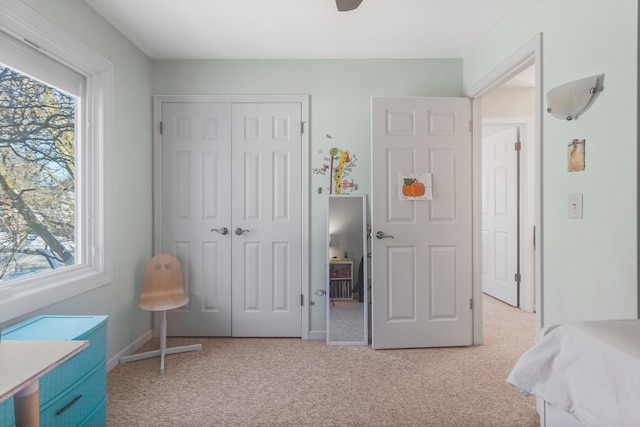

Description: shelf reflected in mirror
[326,194,368,345]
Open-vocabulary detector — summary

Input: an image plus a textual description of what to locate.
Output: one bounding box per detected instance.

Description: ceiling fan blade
[336,0,363,12]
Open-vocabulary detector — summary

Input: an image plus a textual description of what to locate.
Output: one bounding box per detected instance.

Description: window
[0,0,113,323]
[0,64,78,282]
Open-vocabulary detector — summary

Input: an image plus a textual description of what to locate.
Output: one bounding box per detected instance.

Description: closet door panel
[163,102,233,336]
[231,103,303,337]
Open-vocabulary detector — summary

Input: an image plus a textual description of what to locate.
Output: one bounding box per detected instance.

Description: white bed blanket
[507,319,640,427]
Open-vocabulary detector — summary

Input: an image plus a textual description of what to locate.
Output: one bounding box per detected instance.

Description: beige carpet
[107,295,538,426]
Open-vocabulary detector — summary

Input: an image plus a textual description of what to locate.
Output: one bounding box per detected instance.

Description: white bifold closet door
[160,101,303,337]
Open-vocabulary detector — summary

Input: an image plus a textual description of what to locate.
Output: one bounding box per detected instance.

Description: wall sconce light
[336,0,362,11]
[546,73,604,121]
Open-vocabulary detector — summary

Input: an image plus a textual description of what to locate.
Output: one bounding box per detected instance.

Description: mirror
[326,194,368,345]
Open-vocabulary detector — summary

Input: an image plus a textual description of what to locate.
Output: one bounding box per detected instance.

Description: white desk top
[0,340,89,403]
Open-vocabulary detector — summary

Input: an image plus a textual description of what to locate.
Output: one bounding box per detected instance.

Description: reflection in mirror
[327,195,367,345]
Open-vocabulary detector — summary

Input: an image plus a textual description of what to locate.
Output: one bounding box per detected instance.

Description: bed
[506,319,640,427]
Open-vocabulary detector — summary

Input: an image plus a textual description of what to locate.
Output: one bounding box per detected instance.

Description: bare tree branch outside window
[0,65,76,281]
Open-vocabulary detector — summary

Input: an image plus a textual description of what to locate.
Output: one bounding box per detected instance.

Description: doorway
[467,34,543,341]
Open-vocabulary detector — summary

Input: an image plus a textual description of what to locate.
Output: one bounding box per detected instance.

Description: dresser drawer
[2,316,107,403]
[40,325,106,403]
[0,397,15,427]
[79,398,106,427]
[0,364,106,427]
[0,315,108,427]
[40,363,106,427]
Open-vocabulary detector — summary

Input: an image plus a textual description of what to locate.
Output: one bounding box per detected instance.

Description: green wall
[464,0,638,325]
[152,59,463,334]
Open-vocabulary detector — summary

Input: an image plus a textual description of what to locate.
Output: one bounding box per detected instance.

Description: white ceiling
[83,0,519,60]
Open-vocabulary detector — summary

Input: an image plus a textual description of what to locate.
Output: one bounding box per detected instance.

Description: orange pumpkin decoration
[402,178,426,197]
[411,180,425,197]
[402,179,414,196]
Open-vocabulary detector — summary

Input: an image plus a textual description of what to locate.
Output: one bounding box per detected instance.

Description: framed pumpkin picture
[398,172,432,200]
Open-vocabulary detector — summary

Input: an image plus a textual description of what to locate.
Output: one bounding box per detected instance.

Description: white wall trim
[471,100,484,345]
[308,330,326,341]
[466,33,544,343]
[466,34,541,99]
[0,0,110,74]
[108,330,152,372]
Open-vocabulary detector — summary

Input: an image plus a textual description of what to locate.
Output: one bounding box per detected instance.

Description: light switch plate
[568,193,583,219]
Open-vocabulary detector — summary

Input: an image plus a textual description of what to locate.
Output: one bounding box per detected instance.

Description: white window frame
[0,0,113,323]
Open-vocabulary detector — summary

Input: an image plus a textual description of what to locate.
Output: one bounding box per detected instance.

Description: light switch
[568,193,583,219]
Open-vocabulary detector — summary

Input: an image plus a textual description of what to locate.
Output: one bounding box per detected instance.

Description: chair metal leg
[160,311,167,374]
[119,310,202,372]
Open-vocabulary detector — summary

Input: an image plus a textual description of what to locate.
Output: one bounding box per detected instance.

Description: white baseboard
[308,330,326,341]
[107,330,152,372]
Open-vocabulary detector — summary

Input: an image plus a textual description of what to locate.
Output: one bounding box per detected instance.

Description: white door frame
[152,94,311,340]
[466,33,544,344]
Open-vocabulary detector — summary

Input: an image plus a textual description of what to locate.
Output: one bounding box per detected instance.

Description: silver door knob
[211,227,228,235]
[235,228,250,235]
[376,231,393,239]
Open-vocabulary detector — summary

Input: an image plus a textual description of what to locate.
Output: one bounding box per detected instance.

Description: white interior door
[162,102,233,336]
[231,103,303,337]
[371,97,474,349]
[482,126,518,306]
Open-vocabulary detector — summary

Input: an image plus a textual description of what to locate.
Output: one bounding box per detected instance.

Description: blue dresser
[0,315,108,426]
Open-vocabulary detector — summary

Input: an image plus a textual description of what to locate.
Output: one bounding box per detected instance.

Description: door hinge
[301,294,304,306]
[301,121,305,134]
[159,121,163,135]
[514,141,522,151]
[468,120,473,132]
[514,273,522,282]
[470,298,473,310]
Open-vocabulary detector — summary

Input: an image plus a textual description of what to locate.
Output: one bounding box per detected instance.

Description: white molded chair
[119,254,202,373]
